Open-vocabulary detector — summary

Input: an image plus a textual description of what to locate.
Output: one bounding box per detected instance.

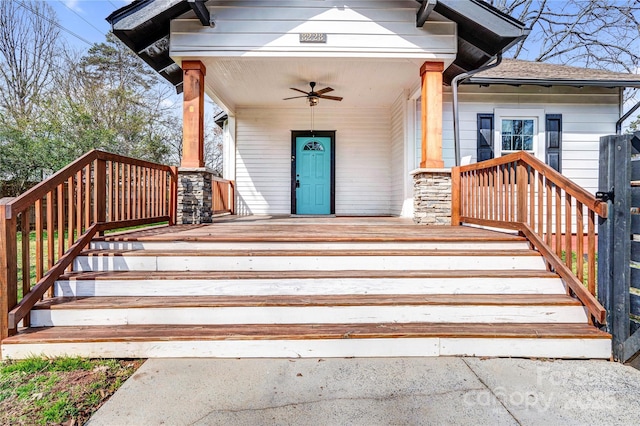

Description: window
[493,109,545,160]
[303,140,324,151]
[501,119,535,153]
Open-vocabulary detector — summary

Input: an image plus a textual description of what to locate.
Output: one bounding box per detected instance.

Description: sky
[40,0,133,49]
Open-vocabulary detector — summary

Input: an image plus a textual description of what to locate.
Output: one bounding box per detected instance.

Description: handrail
[452,151,607,324]
[0,150,178,349]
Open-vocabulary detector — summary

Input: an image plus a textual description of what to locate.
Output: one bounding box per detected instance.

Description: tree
[0,0,60,122]
[489,1,640,73]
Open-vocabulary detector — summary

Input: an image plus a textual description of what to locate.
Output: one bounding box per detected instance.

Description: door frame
[291,130,336,215]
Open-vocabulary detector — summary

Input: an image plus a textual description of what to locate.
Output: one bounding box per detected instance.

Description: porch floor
[103,215,524,242]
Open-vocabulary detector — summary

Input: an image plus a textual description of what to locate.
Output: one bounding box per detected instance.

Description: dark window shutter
[477,113,494,162]
[545,114,562,172]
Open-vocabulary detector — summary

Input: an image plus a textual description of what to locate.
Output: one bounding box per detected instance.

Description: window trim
[493,108,546,160]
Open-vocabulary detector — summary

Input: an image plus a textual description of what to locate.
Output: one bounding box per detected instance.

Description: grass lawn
[0,357,143,425]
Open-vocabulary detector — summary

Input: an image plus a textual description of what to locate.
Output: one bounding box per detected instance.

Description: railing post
[516,159,528,223]
[169,166,178,226]
[0,199,18,354]
[229,181,235,215]
[451,167,461,225]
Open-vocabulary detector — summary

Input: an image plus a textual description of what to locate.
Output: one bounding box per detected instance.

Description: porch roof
[106,0,528,92]
[465,58,640,88]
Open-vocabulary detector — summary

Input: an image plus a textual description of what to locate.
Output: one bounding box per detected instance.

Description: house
[0,0,624,360]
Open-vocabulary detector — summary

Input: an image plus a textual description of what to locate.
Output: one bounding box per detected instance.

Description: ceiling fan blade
[283,95,308,100]
[289,88,309,95]
[318,95,343,101]
[315,87,334,95]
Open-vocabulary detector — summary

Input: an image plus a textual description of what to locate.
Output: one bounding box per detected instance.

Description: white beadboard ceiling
[200,57,428,112]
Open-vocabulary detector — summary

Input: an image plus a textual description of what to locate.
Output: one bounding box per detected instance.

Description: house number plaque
[300,33,327,43]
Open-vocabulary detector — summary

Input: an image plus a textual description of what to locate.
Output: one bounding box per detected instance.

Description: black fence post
[598,135,615,332]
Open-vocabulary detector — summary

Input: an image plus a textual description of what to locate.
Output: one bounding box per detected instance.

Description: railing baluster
[577,201,584,284]
[529,167,535,228]
[20,211,30,327]
[114,162,120,222]
[555,183,562,257]
[537,171,544,237]
[76,170,82,237]
[35,198,43,281]
[57,184,64,260]
[84,164,91,229]
[67,176,74,251]
[565,194,573,270]
[46,191,54,298]
[546,178,552,247]
[588,210,596,295]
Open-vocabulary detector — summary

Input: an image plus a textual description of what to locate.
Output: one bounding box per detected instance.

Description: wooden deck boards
[4,323,610,344]
[59,269,560,281]
[77,248,540,257]
[98,218,525,243]
[34,294,582,310]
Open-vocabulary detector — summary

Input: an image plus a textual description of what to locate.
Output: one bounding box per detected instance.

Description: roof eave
[464,77,640,88]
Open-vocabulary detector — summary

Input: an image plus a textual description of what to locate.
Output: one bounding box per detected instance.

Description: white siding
[235,107,393,215]
[440,85,619,195]
[390,94,405,215]
[171,0,456,59]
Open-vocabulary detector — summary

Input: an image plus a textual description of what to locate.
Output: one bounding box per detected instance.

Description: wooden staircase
[1,221,611,359]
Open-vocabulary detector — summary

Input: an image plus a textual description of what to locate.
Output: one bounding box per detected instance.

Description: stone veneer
[412,168,452,225]
[177,168,215,224]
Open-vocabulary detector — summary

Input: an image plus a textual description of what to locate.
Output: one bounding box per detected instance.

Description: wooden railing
[212,177,234,215]
[0,150,177,345]
[452,151,608,324]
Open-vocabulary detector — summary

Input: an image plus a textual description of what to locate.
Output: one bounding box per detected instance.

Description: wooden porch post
[420,62,444,169]
[181,60,206,168]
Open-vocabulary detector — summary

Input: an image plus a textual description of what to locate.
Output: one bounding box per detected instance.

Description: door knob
[296,180,300,188]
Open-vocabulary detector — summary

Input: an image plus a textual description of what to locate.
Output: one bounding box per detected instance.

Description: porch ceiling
[199,57,426,111]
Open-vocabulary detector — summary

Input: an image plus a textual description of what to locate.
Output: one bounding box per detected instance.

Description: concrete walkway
[88,357,640,426]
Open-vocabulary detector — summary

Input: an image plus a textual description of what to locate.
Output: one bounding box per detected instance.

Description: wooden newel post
[420,62,444,169]
[169,166,179,226]
[0,199,18,352]
[182,60,207,168]
[451,167,461,225]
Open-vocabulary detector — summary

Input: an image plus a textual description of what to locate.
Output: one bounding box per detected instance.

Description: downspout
[452,54,502,166]
[616,88,640,135]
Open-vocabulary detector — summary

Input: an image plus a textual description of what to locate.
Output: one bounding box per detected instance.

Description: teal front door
[295,136,332,215]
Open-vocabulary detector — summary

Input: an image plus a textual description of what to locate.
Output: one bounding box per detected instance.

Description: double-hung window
[493,109,545,160]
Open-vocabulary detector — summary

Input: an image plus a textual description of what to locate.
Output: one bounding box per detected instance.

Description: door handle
[296,180,300,188]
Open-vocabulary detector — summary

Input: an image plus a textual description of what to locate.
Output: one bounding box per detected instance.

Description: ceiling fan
[283,82,343,106]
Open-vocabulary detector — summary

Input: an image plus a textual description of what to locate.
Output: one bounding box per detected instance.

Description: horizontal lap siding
[235,107,392,215]
[390,95,405,215]
[170,1,456,57]
[444,85,619,195]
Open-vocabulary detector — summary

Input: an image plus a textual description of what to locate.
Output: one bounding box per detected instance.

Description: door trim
[291,131,336,215]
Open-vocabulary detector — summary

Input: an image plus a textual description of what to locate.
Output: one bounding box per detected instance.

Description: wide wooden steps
[1,221,612,360]
[1,323,611,359]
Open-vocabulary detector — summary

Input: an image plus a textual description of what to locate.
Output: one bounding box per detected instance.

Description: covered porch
[106,0,529,222]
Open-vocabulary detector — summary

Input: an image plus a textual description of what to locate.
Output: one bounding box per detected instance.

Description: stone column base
[412,168,452,225]
[177,168,215,224]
